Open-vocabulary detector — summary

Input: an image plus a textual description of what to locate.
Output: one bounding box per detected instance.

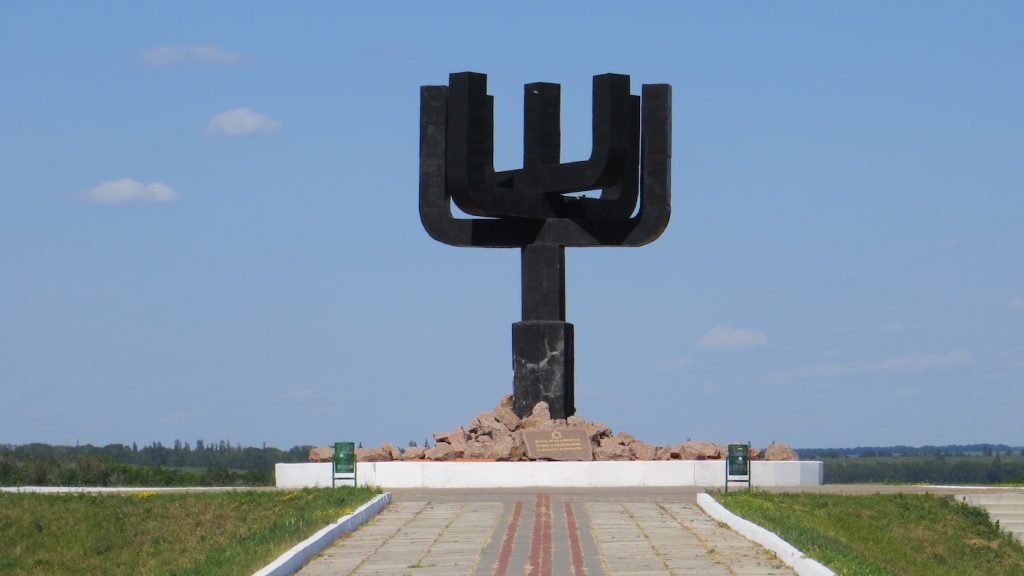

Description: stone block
[632,442,657,461]
[764,443,799,461]
[308,447,334,462]
[399,446,427,460]
[594,442,632,461]
[355,446,392,462]
[512,321,574,420]
[425,442,456,461]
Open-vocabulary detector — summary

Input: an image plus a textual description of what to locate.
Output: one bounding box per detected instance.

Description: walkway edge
[253,492,392,576]
[695,493,834,576]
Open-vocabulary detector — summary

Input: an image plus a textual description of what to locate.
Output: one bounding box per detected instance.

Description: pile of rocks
[309,395,799,463]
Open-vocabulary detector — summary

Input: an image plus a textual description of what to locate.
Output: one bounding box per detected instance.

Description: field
[716,491,1024,575]
[0,487,378,576]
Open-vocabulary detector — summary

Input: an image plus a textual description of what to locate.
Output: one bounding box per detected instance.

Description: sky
[1,2,1022,451]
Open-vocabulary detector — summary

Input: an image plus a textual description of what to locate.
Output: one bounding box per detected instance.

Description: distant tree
[424,438,431,448]
[987,455,1006,483]
[77,455,114,485]
[0,449,14,483]
[408,441,417,448]
[203,467,233,486]
[25,457,59,485]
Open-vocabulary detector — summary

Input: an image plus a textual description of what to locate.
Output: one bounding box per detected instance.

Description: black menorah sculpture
[419,72,671,420]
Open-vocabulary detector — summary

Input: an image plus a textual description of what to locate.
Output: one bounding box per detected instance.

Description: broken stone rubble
[309,395,801,463]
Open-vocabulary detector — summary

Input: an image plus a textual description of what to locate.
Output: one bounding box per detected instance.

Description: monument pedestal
[512,321,574,420]
[275,461,826,489]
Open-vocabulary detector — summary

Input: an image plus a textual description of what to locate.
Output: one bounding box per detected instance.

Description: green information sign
[725,443,751,492]
[332,441,356,487]
[727,444,749,475]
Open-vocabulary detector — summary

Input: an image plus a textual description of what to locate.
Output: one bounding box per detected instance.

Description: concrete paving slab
[297,491,794,576]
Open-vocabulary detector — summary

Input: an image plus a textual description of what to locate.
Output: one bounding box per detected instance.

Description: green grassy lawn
[716,491,1024,575]
[0,487,379,576]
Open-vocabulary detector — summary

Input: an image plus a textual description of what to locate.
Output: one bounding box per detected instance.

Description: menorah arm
[447,73,639,220]
[445,73,567,219]
[493,74,633,197]
[419,83,671,249]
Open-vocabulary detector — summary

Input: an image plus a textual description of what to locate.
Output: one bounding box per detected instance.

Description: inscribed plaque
[522,429,593,461]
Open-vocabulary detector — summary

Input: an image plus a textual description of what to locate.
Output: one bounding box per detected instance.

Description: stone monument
[419,72,671,419]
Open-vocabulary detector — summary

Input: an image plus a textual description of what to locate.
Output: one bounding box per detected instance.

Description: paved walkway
[297,490,793,576]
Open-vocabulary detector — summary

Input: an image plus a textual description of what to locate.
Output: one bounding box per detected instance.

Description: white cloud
[139,44,242,66]
[83,178,179,204]
[207,107,282,136]
[1010,296,1024,310]
[698,325,768,350]
[802,350,974,378]
[656,357,692,371]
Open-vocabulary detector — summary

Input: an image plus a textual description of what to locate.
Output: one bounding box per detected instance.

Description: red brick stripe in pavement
[528,494,552,576]
[563,502,587,576]
[493,501,523,576]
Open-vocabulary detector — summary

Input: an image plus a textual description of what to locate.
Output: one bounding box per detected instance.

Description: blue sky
[1,2,1021,450]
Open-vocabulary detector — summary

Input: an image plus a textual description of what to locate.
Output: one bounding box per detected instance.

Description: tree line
[822,454,1024,484]
[5,441,1024,487]
[0,441,314,487]
[800,443,1022,459]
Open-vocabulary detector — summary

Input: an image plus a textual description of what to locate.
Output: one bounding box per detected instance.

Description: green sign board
[332,441,356,487]
[334,442,355,474]
[727,444,749,475]
[725,443,751,492]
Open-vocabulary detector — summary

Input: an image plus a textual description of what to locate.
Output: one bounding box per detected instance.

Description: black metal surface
[419,72,672,418]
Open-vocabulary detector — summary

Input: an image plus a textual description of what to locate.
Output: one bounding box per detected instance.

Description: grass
[0,487,379,576]
[715,491,1024,575]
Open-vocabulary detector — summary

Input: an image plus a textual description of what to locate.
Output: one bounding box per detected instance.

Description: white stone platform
[276,460,823,489]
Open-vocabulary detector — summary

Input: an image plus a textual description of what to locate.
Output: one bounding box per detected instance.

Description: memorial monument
[419,72,671,420]
[279,75,817,487]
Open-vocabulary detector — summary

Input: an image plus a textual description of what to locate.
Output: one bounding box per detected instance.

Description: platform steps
[957,492,1024,543]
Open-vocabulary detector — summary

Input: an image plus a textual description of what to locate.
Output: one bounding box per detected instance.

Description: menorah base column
[512,321,575,420]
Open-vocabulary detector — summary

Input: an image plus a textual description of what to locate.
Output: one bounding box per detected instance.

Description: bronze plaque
[522,429,593,461]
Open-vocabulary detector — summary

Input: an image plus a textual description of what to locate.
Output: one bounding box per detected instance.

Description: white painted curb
[696,493,834,576]
[252,492,392,576]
